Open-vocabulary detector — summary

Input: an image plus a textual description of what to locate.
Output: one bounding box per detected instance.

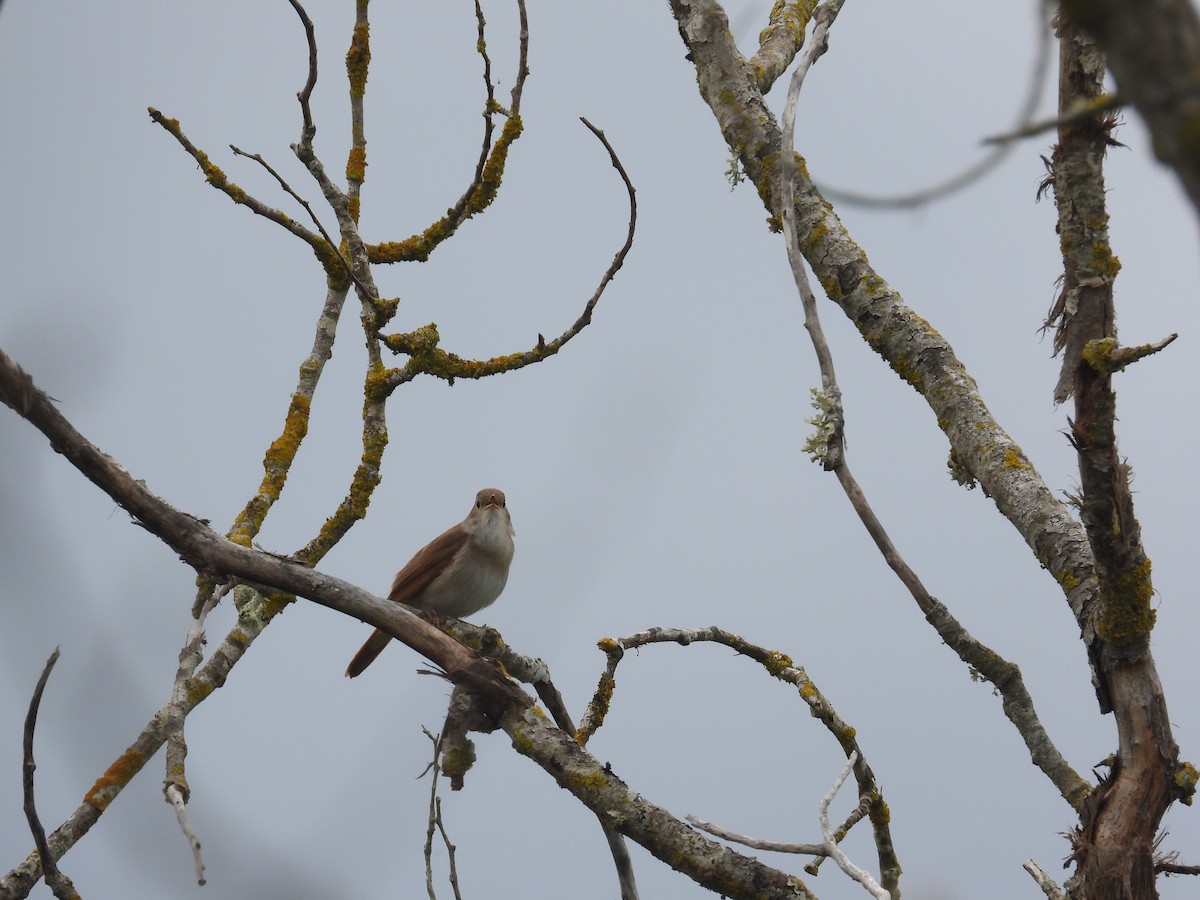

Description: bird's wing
[388,524,467,606]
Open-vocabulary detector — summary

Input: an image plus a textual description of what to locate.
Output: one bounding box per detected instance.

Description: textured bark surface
[666,4,1196,897]
[1049,22,1184,900]
[668,0,1104,698]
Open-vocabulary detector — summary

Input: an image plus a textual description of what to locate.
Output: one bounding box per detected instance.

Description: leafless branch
[147,108,329,256]
[1044,20,1184,892]
[0,349,810,900]
[686,816,828,857]
[422,730,462,900]
[778,0,1089,812]
[432,620,640,899]
[590,625,900,896]
[228,144,366,296]
[381,117,637,390]
[985,93,1124,144]
[748,0,818,94]
[366,0,531,265]
[22,648,78,900]
[819,3,1054,210]
[1024,859,1066,898]
[162,582,230,886]
[164,784,205,887]
[819,752,888,899]
[286,0,318,138]
[1156,861,1200,876]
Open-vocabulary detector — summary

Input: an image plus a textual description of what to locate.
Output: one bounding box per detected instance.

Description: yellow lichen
[763,650,794,677]
[86,749,148,810]
[1003,447,1033,470]
[345,145,367,184]
[1174,761,1199,804]
[345,23,371,98]
[1097,556,1156,643]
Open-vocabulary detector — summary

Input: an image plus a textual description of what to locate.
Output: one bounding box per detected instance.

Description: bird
[345,488,515,678]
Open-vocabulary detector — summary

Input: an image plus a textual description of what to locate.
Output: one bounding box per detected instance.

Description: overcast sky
[2,2,1198,899]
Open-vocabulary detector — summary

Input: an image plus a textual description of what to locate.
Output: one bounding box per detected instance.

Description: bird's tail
[345,628,392,677]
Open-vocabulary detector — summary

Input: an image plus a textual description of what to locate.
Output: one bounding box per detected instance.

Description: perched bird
[345,488,515,678]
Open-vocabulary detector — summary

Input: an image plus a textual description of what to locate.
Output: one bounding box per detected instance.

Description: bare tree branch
[422,730,463,900]
[818,752,888,899]
[585,625,900,896]
[22,649,79,900]
[686,817,828,858]
[819,3,1054,210]
[1044,19,1189,894]
[665,1,1107,776]
[146,108,342,274]
[380,117,637,389]
[3,349,814,900]
[1023,859,1066,899]
[777,0,1089,811]
[366,1,532,264]
[747,0,818,94]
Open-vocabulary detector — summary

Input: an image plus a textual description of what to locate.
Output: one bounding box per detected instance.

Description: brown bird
[345,488,515,678]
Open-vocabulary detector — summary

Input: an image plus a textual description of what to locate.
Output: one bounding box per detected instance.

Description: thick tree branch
[0,349,812,900]
[747,0,817,94]
[1046,21,1189,897]
[666,0,1104,722]
[676,0,1089,811]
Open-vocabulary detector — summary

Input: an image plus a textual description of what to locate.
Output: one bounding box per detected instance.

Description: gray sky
[2,2,1197,898]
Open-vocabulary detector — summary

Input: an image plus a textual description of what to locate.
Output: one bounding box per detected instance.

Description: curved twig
[381,117,637,390]
[818,3,1054,210]
[22,649,78,900]
[366,0,531,264]
[585,625,900,895]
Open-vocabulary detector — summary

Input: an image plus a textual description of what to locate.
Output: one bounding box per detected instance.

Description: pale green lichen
[803,388,837,464]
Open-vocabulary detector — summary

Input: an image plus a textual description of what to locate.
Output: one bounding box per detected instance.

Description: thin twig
[820,2,1054,210]
[818,752,888,899]
[779,0,1089,812]
[366,0,531,265]
[286,0,318,138]
[595,625,899,892]
[164,582,229,885]
[686,816,828,857]
[382,117,637,389]
[985,93,1124,144]
[229,144,366,297]
[422,729,462,900]
[23,648,79,900]
[147,108,326,252]
[164,784,205,886]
